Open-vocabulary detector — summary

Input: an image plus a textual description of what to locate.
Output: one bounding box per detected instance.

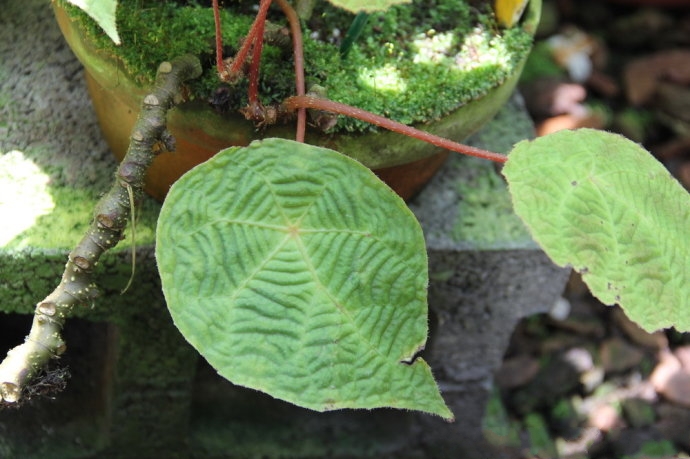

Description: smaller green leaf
[66,0,120,44]
[326,0,410,13]
[157,138,452,420]
[503,129,690,332]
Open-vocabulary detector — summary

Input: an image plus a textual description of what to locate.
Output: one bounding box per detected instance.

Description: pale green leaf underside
[157,138,451,420]
[327,0,410,13]
[504,129,690,332]
[65,0,120,44]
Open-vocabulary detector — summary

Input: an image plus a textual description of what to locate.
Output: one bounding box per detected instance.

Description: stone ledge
[0,103,569,458]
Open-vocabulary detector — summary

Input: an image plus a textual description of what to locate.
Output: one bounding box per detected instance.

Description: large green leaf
[66,0,120,44]
[503,129,690,332]
[327,0,410,13]
[156,138,452,420]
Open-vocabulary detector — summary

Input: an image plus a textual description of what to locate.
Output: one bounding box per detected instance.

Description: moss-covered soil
[59,0,532,132]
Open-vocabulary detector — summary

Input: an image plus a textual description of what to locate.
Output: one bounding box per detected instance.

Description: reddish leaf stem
[247,0,272,104]
[275,0,307,142]
[227,0,272,77]
[212,0,224,77]
[284,95,508,163]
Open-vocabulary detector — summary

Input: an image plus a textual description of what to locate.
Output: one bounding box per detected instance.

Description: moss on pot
[57,0,533,133]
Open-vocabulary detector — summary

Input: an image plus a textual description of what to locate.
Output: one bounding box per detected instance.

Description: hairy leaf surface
[503,129,690,332]
[157,138,452,419]
[65,0,120,44]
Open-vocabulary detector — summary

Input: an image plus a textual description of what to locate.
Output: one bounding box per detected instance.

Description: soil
[494,1,690,457]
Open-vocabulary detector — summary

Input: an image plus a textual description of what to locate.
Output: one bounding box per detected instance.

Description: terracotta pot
[54,0,541,201]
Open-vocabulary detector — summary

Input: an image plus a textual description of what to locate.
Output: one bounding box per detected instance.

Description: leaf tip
[439,407,455,423]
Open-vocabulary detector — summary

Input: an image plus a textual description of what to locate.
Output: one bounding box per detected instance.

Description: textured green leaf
[503,129,690,332]
[156,138,452,419]
[327,0,410,13]
[65,0,120,44]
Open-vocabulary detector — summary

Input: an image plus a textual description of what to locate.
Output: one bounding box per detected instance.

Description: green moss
[447,92,535,249]
[60,0,533,133]
[524,413,557,459]
[451,159,531,248]
[482,387,521,448]
[623,440,678,459]
[5,185,158,251]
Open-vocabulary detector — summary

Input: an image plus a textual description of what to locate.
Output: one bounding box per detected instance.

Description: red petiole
[212,0,224,78]
[213,0,504,163]
[275,0,307,142]
[284,96,508,163]
[247,0,272,105]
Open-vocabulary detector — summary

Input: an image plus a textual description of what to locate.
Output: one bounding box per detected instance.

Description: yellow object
[494,0,529,28]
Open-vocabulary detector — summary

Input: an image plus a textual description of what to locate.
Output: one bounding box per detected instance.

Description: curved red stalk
[247,0,273,104]
[275,0,307,142]
[217,0,491,160]
[284,95,507,163]
[228,0,272,77]
[212,0,224,77]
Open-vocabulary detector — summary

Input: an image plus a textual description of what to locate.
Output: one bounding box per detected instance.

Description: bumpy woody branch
[0,55,202,405]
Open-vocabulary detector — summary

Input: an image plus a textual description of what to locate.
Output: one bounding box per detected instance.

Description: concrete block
[0,1,569,457]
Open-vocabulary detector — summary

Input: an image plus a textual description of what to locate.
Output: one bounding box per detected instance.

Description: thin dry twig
[0,55,202,405]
